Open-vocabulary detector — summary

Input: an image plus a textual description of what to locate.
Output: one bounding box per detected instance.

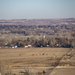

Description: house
[28,45,32,48]
[25,46,28,48]
[12,47,15,48]
[14,45,18,48]
[46,45,49,47]
[25,45,32,48]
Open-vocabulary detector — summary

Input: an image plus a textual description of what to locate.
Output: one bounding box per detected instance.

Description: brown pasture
[0,48,70,74]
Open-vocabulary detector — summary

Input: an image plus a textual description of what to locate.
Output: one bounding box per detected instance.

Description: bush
[43,70,45,74]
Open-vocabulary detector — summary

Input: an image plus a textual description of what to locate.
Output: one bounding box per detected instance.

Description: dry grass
[0,48,70,74]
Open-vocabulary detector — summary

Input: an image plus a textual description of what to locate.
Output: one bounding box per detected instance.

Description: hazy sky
[0,0,75,19]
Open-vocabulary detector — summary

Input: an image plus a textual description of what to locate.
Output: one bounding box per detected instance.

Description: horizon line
[0,18,75,20]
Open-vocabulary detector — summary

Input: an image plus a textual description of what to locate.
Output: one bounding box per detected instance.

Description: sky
[0,0,75,19]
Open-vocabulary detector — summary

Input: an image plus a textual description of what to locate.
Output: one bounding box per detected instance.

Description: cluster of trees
[0,24,75,37]
[0,36,73,48]
[33,37,73,48]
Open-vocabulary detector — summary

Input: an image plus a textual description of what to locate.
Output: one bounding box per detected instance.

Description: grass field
[0,48,72,75]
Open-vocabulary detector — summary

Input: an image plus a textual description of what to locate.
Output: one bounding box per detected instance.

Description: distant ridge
[0,18,75,26]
